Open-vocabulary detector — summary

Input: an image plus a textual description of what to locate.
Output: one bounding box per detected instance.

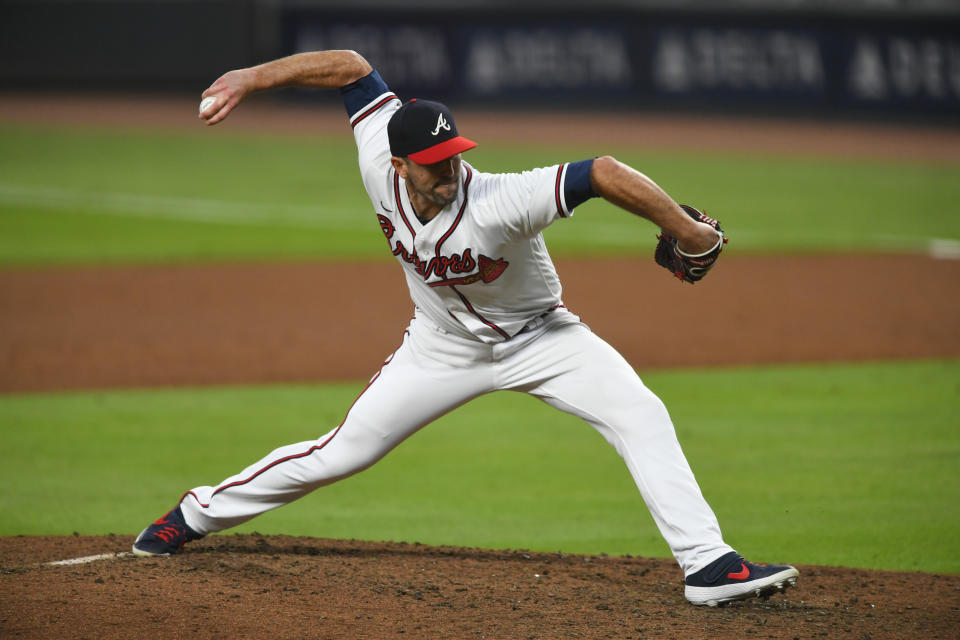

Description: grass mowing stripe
[2,123,959,263]
[0,183,367,230]
[2,182,953,252]
[0,204,387,264]
[1,359,956,573]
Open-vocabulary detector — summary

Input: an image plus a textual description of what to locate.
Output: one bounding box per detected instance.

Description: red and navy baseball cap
[388,99,477,164]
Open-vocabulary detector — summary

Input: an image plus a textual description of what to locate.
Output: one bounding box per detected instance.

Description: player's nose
[437,158,456,178]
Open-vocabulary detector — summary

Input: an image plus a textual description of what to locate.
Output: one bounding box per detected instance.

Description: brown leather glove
[654,205,727,283]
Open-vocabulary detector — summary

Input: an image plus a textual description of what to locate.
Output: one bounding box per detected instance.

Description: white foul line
[45,552,132,566]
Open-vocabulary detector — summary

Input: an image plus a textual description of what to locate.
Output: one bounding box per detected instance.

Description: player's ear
[390,156,408,179]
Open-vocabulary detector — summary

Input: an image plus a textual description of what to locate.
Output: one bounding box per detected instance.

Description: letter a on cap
[388,99,477,163]
[431,114,451,136]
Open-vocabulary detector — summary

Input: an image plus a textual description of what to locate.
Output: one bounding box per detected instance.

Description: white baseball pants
[179,310,733,575]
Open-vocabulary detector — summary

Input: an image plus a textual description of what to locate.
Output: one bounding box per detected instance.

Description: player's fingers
[199,89,241,125]
[199,71,248,124]
[198,94,220,119]
[198,98,227,126]
[204,101,234,126]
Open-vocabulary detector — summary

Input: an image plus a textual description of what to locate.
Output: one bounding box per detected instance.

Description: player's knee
[606,394,675,439]
[314,423,393,477]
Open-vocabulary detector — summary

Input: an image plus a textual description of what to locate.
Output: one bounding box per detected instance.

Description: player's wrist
[676,229,723,257]
[674,221,720,255]
[247,65,274,93]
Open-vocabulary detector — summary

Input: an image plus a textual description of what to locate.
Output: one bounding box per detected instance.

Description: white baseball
[199,96,217,115]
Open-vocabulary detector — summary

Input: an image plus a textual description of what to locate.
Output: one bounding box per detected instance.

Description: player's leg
[135,328,492,554]
[500,317,798,605]
[497,318,731,575]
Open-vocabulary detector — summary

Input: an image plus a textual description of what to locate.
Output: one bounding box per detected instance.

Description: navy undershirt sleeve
[564,159,597,210]
[340,70,391,119]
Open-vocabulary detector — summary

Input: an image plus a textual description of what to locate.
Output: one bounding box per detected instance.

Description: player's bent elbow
[341,50,373,79]
[590,155,624,196]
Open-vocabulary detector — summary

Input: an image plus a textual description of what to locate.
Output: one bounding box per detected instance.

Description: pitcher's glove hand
[654,205,728,283]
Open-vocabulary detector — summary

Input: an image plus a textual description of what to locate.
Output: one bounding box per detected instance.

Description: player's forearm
[591,156,690,235]
[200,50,372,126]
[590,156,718,254]
[248,50,373,92]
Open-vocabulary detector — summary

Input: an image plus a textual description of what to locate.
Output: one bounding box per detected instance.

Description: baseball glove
[654,205,727,284]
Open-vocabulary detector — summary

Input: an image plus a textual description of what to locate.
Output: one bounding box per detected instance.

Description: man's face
[397,155,462,208]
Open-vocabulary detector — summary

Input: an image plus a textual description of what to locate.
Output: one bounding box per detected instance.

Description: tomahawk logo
[431,114,451,136]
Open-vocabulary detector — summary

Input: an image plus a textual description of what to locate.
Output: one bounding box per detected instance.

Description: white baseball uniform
[179,71,734,576]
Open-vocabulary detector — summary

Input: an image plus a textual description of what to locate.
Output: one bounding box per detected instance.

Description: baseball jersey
[342,71,593,344]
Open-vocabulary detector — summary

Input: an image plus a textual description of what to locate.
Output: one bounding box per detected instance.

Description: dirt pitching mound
[1,535,957,640]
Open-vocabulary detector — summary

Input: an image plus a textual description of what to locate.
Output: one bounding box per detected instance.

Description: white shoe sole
[130,528,174,557]
[685,567,799,607]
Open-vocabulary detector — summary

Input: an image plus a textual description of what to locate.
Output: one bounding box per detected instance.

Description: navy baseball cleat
[131,505,203,557]
[684,551,799,607]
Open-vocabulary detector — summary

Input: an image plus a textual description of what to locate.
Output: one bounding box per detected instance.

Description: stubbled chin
[434,184,459,205]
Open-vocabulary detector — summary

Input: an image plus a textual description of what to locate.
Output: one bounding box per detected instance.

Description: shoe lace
[150,522,186,544]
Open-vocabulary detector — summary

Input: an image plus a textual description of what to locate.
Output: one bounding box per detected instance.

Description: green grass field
[1,121,958,574]
[0,360,956,573]
[1,123,958,264]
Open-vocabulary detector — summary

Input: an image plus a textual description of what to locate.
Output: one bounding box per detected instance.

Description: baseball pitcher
[132,50,797,607]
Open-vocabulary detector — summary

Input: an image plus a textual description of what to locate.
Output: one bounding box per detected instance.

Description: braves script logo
[427,254,509,287]
[431,114,450,136]
[376,214,508,285]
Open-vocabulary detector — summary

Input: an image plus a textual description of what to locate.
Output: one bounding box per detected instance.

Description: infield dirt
[2,535,958,639]
[1,96,958,639]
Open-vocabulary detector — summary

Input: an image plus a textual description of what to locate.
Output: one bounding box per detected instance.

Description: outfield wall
[1,0,958,122]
